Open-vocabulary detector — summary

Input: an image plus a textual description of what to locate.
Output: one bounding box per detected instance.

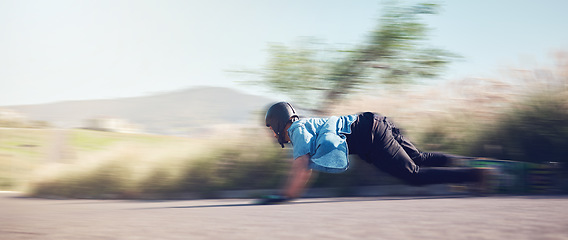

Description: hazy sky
[1,0,567,106]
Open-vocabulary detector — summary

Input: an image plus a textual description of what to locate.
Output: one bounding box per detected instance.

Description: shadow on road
[145,195,568,210]
[138,195,477,210]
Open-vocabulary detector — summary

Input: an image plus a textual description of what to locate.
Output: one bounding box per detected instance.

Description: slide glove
[254,195,290,205]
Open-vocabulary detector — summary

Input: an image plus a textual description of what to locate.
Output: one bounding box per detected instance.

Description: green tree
[253,2,457,113]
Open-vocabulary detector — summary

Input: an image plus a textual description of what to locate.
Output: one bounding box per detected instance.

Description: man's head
[265,102,298,148]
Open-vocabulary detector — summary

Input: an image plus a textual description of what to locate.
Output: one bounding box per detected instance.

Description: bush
[172,146,289,197]
[27,133,291,199]
[468,93,568,169]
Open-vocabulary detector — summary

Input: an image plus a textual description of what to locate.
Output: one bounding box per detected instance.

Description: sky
[1,0,567,106]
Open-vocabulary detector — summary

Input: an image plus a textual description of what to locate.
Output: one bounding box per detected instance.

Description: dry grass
[24,128,290,199]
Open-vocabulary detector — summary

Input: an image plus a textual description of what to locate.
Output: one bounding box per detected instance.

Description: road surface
[1,192,567,240]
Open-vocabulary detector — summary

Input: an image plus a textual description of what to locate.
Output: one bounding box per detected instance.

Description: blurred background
[1,0,567,198]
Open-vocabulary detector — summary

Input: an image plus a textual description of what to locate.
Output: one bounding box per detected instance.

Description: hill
[5,86,275,135]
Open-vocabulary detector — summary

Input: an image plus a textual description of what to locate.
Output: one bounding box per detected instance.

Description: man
[258,102,491,204]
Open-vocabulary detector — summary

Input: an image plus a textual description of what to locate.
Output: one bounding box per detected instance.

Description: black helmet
[265,102,298,148]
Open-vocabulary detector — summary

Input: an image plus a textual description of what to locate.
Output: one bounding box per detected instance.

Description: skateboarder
[258,102,492,204]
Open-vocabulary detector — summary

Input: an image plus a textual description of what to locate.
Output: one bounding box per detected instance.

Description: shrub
[468,93,568,169]
[27,133,291,199]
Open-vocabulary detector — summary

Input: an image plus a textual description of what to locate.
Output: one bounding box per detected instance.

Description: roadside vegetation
[11,128,290,199]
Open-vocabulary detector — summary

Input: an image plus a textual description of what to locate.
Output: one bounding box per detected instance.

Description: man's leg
[367,118,481,186]
[369,145,481,186]
[395,133,451,167]
[388,120,471,167]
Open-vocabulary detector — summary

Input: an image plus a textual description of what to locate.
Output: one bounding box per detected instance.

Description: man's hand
[283,154,312,199]
[254,195,290,205]
[254,154,311,205]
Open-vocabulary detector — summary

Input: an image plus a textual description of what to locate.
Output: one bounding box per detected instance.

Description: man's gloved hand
[254,194,290,205]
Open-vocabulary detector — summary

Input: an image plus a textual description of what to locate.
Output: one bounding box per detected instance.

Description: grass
[0,128,50,189]
[11,127,290,199]
[0,128,204,192]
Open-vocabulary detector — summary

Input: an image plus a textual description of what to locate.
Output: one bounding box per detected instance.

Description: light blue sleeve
[309,132,350,173]
[288,123,313,159]
[287,117,352,173]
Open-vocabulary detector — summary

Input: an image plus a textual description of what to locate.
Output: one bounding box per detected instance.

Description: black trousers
[346,112,479,186]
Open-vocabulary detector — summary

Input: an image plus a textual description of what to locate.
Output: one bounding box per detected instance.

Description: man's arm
[282,154,312,199]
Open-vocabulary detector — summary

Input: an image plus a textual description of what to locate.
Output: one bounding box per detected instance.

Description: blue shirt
[287,114,358,173]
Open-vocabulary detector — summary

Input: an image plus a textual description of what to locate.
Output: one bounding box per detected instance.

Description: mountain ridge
[5,86,275,135]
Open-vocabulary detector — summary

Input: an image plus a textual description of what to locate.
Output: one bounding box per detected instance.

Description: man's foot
[449,156,490,167]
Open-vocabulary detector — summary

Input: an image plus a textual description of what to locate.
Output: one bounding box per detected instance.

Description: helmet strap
[276,119,295,148]
[277,130,286,148]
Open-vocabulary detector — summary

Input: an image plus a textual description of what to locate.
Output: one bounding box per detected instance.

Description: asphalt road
[1,192,567,240]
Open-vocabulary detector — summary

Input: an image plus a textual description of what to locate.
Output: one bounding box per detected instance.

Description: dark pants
[346,112,479,186]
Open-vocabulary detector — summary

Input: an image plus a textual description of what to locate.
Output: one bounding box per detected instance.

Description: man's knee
[413,152,451,167]
[381,163,423,186]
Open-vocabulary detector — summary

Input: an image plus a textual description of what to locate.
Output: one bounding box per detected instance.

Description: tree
[251,2,457,114]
